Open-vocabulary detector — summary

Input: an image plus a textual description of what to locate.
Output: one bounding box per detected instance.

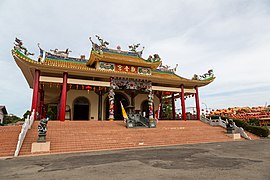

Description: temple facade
[12,36,215,121]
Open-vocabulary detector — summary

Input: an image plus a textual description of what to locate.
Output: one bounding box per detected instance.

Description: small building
[0,106,8,124]
[12,36,215,121]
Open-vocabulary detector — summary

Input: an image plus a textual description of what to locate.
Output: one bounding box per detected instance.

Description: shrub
[233,119,248,129]
[208,116,269,137]
[3,115,22,124]
[233,119,269,137]
[247,118,260,126]
[245,126,269,137]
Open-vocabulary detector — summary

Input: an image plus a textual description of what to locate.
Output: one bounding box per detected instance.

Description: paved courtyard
[0,139,269,180]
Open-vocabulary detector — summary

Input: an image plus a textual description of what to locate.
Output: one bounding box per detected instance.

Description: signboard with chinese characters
[98,62,152,75]
[115,64,138,74]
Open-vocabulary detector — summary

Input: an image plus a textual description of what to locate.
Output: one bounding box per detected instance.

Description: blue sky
[0,0,270,117]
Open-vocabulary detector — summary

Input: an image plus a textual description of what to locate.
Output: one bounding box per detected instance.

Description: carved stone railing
[232,122,251,140]
[201,115,251,140]
[14,110,35,157]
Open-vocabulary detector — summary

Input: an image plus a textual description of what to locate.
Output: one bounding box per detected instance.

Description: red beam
[31,69,40,120]
[195,86,200,120]
[59,72,68,121]
[181,85,186,121]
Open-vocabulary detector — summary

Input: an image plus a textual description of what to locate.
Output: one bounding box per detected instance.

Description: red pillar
[59,72,68,121]
[195,86,200,120]
[180,85,186,121]
[31,69,40,120]
[39,89,44,119]
[172,92,175,120]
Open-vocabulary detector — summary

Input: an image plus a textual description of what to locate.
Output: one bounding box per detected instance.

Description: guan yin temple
[12,36,215,122]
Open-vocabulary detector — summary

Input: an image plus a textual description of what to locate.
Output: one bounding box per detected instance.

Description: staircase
[0,126,21,157]
[1,120,260,157]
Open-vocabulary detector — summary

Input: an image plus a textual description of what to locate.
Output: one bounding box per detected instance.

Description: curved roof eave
[87,50,161,70]
[12,49,215,89]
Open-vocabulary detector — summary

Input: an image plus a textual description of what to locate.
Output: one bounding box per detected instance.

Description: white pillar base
[31,142,50,153]
[226,133,241,140]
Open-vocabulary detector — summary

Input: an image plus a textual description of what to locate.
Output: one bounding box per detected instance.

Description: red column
[59,72,68,121]
[180,85,186,121]
[195,86,200,120]
[31,69,40,120]
[172,92,175,120]
[39,89,44,118]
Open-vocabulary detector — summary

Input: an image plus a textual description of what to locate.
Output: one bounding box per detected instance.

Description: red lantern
[86,86,92,94]
[164,92,171,95]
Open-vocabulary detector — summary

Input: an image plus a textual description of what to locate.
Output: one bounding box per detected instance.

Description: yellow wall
[66,90,98,120]
[135,94,159,113]
[52,89,160,120]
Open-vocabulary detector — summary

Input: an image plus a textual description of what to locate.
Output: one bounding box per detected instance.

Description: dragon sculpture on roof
[14,38,34,56]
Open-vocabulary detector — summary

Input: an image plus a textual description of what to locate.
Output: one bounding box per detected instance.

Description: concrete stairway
[16,120,253,156]
[0,126,21,157]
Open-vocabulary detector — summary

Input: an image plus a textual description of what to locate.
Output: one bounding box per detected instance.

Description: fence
[14,110,35,157]
[201,115,251,140]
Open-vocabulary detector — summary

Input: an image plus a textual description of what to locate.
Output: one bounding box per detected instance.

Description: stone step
[0,126,21,157]
[1,120,259,157]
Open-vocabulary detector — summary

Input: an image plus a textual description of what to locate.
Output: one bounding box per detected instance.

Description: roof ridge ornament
[157,62,178,73]
[95,35,109,48]
[14,38,34,56]
[192,69,214,81]
[147,54,161,63]
[49,48,72,58]
[128,43,144,57]
[89,35,109,54]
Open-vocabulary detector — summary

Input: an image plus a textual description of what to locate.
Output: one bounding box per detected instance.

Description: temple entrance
[141,100,149,118]
[106,93,129,120]
[73,96,90,120]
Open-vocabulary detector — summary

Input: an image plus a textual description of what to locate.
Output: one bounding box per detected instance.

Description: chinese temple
[12,36,215,121]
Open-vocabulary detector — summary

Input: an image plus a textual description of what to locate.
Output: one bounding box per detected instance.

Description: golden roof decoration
[87,35,161,69]
[11,37,215,88]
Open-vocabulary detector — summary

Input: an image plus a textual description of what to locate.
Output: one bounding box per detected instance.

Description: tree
[3,115,22,125]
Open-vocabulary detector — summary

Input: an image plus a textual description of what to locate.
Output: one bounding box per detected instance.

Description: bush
[233,119,248,129]
[208,116,269,137]
[246,126,269,137]
[233,119,269,137]
[3,115,22,124]
[247,118,260,126]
